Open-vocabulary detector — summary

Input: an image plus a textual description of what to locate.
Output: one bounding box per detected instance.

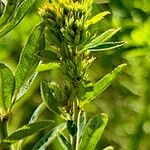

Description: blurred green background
[0,0,150,149]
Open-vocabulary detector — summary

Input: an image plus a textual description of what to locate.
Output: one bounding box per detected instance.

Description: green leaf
[37,63,60,72]
[36,50,59,63]
[67,120,77,137]
[0,0,36,38]
[86,28,121,49]
[88,41,126,52]
[76,110,86,145]
[85,11,110,28]
[41,81,61,114]
[32,123,66,150]
[57,133,72,150]
[0,63,15,111]
[78,114,108,150]
[81,64,127,105]
[102,146,114,150]
[29,103,46,123]
[0,120,53,148]
[0,0,18,27]
[15,22,45,92]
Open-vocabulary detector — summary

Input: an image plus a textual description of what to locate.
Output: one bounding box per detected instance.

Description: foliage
[0,0,127,150]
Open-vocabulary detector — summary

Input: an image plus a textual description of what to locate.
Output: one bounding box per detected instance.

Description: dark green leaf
[36,50,59,63]
[0,120,54,148]
[67,120,77,137]
[32,123,66,150]
[81,64,127,105]
[0,63,15,111]
[15,23,45,92]
[0,0,36,38]
[78,114,108,150]
[41,81,61,114]
[86,28,121,49]
[88,41,126,52]
[58,133,72,150]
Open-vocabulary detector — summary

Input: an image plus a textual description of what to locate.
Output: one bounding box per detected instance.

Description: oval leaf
[15,22,45,92]
[78,114,108,150]
[0,63,15,111]
[32,123,66,150]
[81,63,127,105]
[41,81,61,114]
[0,120,53,148]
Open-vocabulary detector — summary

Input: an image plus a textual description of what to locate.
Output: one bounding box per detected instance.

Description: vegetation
[0,0,149,150]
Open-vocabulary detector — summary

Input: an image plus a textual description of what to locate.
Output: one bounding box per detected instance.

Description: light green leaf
[37,63,60,72]
[76,110,86,147]
[0,120,53,148]
[0,0,36,38]
[85,11,110,28]
[102,146,114,150]
[32,123,66,150]
[0,0,18,27]
[29,103,46,124]
[0,63,15,111]
[78,114,108,150]
[81,64,127,105]
[15,23,45,92]
[57,133,72,150]
[88,41,126,52]
[86,28,121,49]
[41,81,61,114]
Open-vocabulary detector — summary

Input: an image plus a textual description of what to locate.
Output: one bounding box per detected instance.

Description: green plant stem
[0,115,11,150]
[71,100,78,150]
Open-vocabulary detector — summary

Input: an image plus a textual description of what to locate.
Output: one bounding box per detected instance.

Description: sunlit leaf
[86,28,121,49]
[0,120,53,148]
[0,0,36,38]
[78,114,108,150]
[58,133,72,150]
[37,63,60,72]
[0,63,15,111]
[32,123,66,150]
[85,11,110,28]
[29,103,46,123]
[15,23,45,92]
[81,64,127,105]
[41,81,61,114]
[102,146,114,150]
